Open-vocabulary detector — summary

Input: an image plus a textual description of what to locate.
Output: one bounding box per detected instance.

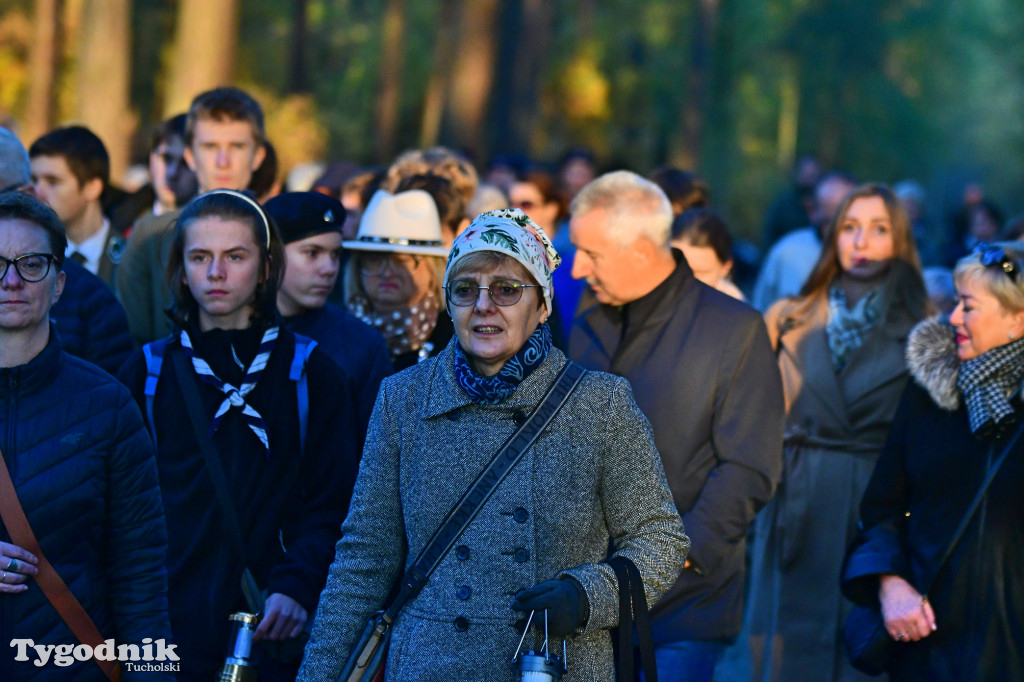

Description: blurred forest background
[2,0,1024,242]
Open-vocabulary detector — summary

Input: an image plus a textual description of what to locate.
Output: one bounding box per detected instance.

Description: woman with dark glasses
[299,209,688,681]
[843,241,1024,679]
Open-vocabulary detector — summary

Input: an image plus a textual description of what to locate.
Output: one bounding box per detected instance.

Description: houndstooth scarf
[826,284,881,372]
[957,336,1024,434]
[180,325,279,452]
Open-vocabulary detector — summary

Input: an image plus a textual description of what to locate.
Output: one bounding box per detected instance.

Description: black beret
[264,191,347,244]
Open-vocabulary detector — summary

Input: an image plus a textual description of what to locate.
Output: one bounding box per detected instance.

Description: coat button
[457,585,472,600]
[514,548,529,563]
[512,410,527,426]
[455,545,470,561]
[454,616,469,632]
[513,507,529,523]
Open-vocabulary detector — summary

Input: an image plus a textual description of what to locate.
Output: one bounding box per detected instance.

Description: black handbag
[338,361,587,682]
[843,417,1024,675]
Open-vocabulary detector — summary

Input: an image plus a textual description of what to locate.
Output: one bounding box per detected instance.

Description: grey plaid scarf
[957,336,1024,434]
[826,284,881,372]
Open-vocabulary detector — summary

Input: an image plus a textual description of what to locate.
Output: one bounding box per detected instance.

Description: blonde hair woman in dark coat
[298,209,689,681]
[843,241,1024,679]
[743,183,930,680]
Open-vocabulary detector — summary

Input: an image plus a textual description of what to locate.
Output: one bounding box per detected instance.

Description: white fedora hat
[342,189,449,257]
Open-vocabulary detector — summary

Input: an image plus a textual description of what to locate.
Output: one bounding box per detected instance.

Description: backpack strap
[142,338,170,451]
[289,334,318,457]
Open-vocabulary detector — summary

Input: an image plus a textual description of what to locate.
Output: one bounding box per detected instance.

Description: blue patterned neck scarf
[454,323,552,405]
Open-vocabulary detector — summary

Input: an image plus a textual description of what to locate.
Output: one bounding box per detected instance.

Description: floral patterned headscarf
[443,209,561,313]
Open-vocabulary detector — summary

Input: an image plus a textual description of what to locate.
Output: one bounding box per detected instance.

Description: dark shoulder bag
[339,361,587,682]
[607,556,658,682]
[843,417,1024,675]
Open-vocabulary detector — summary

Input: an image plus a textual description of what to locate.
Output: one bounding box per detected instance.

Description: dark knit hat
[264,191,347,244]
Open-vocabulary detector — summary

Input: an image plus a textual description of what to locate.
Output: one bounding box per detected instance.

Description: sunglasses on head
[973,243,1020,282]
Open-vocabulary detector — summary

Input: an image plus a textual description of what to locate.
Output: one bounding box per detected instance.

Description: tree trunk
[289,0,308,93]
[76,0,134,182]
[508,0,553,154]
[163,0,239,117]
[24,0,60,144]
[680,0,720,169]
[419,0,459,148]
[445,0,500,158]
[375,0,405,162]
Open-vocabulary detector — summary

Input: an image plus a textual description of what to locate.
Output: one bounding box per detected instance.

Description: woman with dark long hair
[744,183,931,680]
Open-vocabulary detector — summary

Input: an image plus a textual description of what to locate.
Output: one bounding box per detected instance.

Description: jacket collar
[906,316,961,411]
[421,336,568,418]
[777,294,919,421]
[576,249,695,362]
[0,325,64,397]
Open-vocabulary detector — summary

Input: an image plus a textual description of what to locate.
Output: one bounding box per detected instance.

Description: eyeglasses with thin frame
[0,253,58,283]
[446,279,542,307]
[359,252,421,275]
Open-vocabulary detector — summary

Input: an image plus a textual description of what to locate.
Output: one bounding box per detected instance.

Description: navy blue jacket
[120,323,361,681]
[51,259,134,376]
[282,303,392,437]
[0,330,172,681]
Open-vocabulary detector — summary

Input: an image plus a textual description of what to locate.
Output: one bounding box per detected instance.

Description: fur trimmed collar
[906,316,961,411]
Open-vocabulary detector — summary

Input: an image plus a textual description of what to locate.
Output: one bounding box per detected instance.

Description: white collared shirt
[65,218,110,275]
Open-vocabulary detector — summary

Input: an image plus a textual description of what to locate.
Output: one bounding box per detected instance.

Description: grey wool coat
[297,341,689,682]
[744,293,918,681]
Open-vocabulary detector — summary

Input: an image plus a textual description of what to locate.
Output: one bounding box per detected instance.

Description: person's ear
[52,269,66,304]
[250,143,267,173]
[1010,310,1024,340]
[82,177,103,203]
[184,146,196,172]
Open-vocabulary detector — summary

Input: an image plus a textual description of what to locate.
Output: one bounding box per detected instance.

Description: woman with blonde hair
[343,189,451,370]
[843,241,1024,679]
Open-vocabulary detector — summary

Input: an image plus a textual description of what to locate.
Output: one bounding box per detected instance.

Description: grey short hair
[569,170,673,248]
[0,128,30,190]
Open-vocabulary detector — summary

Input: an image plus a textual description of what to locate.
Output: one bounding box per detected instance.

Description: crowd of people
[0,84,1022,682]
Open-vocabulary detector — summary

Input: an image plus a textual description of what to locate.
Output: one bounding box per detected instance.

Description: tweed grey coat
[298,341,689,681]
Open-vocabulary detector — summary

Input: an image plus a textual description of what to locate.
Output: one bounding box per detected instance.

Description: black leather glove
[512,578,588,637]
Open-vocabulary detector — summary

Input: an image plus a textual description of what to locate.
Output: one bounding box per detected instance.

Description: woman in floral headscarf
[298,209,689,681]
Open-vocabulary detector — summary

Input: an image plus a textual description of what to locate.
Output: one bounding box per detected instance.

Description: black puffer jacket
[0,330,172,681]
[50,259,134,376]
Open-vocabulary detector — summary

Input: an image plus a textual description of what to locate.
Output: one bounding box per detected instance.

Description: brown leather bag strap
[0,446,121,681]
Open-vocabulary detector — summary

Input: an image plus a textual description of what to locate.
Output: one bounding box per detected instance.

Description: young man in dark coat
[29,125,126,291]
[265,191,392,437]
[0,192,172,681]
[567,170,785,681]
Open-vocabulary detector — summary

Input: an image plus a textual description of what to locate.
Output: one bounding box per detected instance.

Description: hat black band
[356,236,443,247]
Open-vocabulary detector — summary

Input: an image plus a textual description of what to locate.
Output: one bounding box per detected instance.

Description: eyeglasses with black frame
[359,252,421,275]
[974,243,1020,282]
[445,279,542,307]
[0,253,58,283]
